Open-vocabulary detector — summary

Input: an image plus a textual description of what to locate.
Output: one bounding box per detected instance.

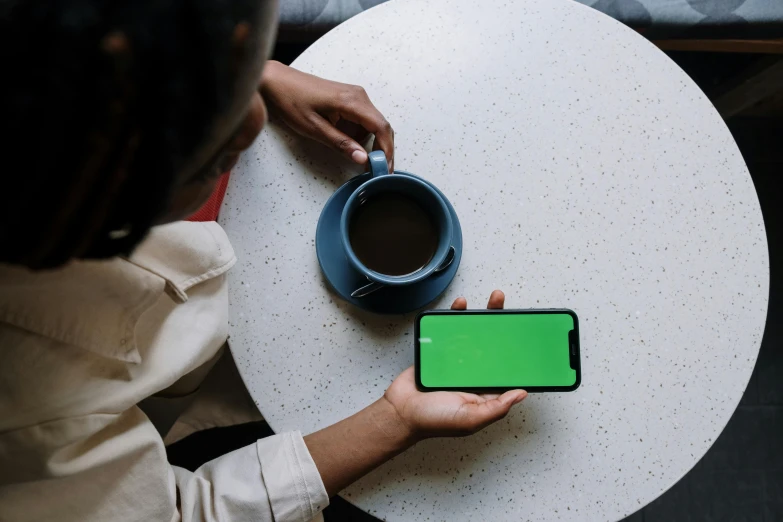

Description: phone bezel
[414,308,581,393]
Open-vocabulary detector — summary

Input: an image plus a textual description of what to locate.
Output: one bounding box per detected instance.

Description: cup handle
[368,150,390,178]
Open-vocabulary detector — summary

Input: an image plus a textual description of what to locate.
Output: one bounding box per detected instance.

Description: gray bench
[279,0,783,42]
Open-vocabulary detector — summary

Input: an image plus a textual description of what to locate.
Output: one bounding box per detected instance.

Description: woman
[0,1,526,521]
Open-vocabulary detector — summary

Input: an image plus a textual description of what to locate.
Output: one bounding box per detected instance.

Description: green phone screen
[417,311,578,389]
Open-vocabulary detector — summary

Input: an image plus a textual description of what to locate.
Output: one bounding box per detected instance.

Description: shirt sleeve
[0,407,329,522]
[174,431,329,522]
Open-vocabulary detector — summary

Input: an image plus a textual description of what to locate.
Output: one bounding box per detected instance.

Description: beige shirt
[0,222,328,522]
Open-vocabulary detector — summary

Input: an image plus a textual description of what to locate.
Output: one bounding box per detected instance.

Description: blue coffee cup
[340,151,454,295]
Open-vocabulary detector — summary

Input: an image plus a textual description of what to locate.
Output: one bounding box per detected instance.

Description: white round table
[220,0,769,520]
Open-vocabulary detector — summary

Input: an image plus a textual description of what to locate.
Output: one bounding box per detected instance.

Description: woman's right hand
[260,61,395,170]
[383,290,527,441]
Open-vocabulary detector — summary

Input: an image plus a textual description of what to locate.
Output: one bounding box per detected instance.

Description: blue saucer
[316,171,462,315]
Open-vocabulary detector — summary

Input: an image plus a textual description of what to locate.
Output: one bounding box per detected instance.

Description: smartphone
[415,309,580,392]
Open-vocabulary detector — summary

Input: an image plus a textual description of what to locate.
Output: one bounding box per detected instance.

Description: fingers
[452,291,504,311]
[398,366,415,381]
[307,113,368,164]
[335,118,370,142]
[487,289,505,309]
[451,297,468,310]
[337,86,394,172]
[499,389,527,406]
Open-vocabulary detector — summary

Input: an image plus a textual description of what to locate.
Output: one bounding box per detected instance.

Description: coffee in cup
[348,192,438,276]
[340,150,454,290]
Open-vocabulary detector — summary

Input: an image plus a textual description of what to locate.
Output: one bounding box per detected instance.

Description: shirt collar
[0,221,235,363]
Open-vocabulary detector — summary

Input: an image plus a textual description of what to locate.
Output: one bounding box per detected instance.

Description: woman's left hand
[383,290,527,440]
[260,61,394,171]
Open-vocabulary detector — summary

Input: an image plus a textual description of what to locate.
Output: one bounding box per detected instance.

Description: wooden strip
[653,39,783,54]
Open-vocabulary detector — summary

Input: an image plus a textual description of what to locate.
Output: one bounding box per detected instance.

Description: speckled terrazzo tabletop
[219,0,769,520]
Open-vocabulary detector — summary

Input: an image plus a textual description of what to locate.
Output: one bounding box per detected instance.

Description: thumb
[499,389,528,407]
[308,113,368,165]
[460,390,527,432]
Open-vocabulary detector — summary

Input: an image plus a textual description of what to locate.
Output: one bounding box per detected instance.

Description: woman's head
[0,0,277,269]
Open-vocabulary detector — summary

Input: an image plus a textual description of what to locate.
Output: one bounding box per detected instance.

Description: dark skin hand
[305,290,527,496]
[165,61,395,222]
[261,61,395,172]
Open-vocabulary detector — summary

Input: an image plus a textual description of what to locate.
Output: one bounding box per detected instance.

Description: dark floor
[169,48,783,521]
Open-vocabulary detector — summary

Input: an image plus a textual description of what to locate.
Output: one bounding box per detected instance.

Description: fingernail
[351,149,368,164]
[512,391,527,405]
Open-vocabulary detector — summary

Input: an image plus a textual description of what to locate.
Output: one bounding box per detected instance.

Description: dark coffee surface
[349,193,438,276]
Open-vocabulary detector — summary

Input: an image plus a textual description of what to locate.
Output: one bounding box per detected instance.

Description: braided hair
[0,0,267,268]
